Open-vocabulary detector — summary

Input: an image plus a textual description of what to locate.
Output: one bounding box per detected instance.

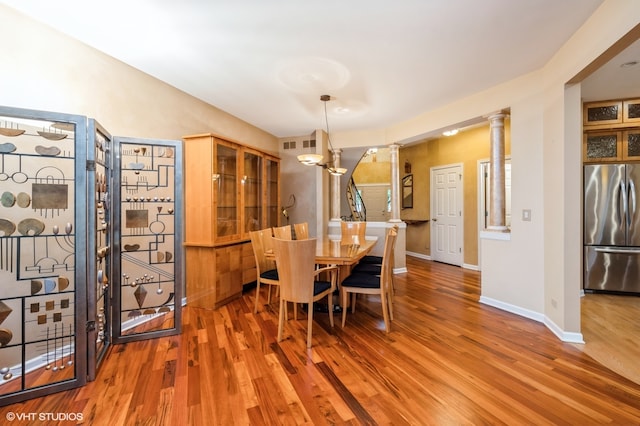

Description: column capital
[486,111,509,122]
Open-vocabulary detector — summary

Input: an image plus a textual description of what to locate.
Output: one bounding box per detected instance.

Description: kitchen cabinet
[623,99,640,124]
[583,98,640,163]
[183,133,279,309]
[583,100,623,127]
[624,129,640,161]
[583,130,622,162]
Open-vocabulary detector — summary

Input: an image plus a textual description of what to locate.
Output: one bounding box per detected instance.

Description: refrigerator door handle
[629,179,636,227]
[594,246,640,254]
[619,180,628,227]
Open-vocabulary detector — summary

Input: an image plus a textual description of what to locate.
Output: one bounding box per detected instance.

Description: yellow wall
[352,161,391,184]
[400,121,511,267]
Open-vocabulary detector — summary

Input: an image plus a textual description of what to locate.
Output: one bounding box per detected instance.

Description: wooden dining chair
[340,221,366,245]
[272,224,292,240]
[341,226,398,333]
[272,237,338,348]
[293,222,309,240]
[352,225,399,274]
[249,229,280,314]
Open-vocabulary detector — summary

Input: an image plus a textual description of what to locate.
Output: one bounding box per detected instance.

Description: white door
[359,184,390,222]
[431,164,463,266]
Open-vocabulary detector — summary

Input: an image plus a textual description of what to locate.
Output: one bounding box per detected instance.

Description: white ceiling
[4,0,636,139]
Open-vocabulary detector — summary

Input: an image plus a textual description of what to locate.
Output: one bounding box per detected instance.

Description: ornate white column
[330,148,342,222]
[488,112,508,231]
[389,143,402,223]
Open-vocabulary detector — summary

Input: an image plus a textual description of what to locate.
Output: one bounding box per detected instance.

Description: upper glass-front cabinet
[183,134,280,246]
[583,98,640,163]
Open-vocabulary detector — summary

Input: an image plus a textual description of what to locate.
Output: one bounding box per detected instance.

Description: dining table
[266,236,378,283]
[266,236,378,312]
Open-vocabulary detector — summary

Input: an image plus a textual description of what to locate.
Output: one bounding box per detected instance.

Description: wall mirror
[402,174,413,209]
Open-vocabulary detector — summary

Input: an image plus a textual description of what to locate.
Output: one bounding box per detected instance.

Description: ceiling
[3,0,637,139]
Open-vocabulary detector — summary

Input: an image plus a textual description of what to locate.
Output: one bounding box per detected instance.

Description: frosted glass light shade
[327,167,347,176]
[297,154,323,165]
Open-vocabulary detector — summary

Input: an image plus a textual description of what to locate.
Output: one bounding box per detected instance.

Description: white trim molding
[480,296,584,344]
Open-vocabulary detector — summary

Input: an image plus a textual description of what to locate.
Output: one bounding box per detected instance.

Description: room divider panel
[0,106,183,406]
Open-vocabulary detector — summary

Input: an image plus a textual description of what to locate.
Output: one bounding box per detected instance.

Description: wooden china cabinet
[183,133,280,309]
[583,98,640,162]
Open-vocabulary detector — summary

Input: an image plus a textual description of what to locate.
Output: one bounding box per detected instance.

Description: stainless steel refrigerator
[584,163,640,293]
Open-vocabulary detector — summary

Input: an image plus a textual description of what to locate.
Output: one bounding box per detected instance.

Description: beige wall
[400,122,511,267]
[0,5,279,153]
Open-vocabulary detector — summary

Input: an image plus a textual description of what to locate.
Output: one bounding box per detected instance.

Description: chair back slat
[272,238,317,303]
[341,221,366,244]
[272,225,292,240]
[293,222,309,240]
[381,227,398,292]
[249,229,276,273]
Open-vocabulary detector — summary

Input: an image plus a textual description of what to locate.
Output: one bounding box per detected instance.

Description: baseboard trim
[479,296,545,322]
[406,251,430,260]
[479,296,585,344]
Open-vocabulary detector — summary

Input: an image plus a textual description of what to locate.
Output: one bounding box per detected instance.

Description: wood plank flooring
[577,292,640,386]
[2,256,640,424]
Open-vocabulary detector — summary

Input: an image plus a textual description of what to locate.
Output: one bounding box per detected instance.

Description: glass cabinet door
[583,131,622,162]
[243,151,262,234]
[265,158,280,228]
[624,130,640,161]
[215,142,239,242]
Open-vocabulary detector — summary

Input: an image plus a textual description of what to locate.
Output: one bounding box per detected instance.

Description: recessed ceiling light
[620,60,639,68]
[443,129,459,136]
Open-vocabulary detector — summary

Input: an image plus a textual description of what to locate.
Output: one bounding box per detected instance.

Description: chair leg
[307,305,314,348]
[341,290,348,327]
[351,293,357,314]
[254,282,261,314]
[328,292,334,328]
[388,287,394,321]
[380,291,390,333]
[267,284,272,304]
[277,299,285,342]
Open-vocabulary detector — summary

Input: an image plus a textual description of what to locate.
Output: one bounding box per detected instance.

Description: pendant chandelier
[297,95,347,176]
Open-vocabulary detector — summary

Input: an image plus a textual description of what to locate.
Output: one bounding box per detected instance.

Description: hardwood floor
[2,256,640,424]
[577,292,640,386]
